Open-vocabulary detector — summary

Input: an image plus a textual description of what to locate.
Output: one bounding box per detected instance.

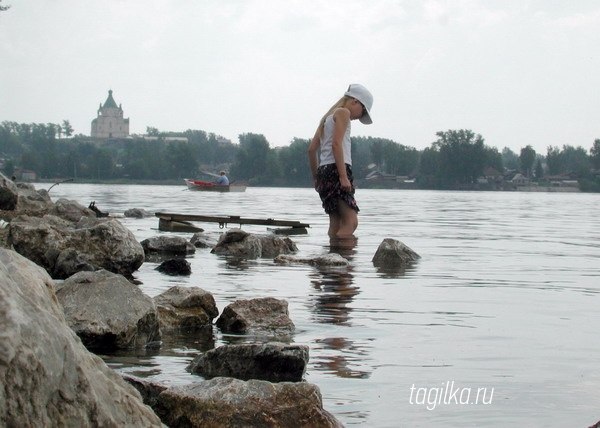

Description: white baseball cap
[344,83,373,124]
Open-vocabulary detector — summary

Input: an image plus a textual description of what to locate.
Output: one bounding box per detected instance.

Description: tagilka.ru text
[409,381,494,411]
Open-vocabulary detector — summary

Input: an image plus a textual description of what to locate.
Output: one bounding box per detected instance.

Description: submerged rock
[211,228,297,258]
[141,235,196,255]
[154,285,218,331]
[190,232,218,248]
[188,342,309,382]
[216,297,295,338]
[274,253,349,266]
[372,238,420,268]
[124,207,152,218]
[156,258,192,276]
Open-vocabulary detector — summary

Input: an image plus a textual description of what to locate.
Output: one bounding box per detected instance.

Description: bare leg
[336,200,358,238]
[328,212,341,238]
[329,235,358,258]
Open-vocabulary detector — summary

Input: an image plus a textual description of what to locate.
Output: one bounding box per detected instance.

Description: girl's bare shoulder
[332,107,351,121]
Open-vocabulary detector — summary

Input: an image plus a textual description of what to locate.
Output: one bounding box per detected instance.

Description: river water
[40,183,600,427]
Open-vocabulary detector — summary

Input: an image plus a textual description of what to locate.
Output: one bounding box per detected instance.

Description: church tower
[91,90,130,138]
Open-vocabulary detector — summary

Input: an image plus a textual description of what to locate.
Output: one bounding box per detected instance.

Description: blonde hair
[317,96,352,137]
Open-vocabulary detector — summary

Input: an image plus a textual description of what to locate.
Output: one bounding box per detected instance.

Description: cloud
[1,0,599,153]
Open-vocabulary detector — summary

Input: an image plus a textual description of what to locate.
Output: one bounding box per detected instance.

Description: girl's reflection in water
[310,237,359,326]
[309,237,372,379]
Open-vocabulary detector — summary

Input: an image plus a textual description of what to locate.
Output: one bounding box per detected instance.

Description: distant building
[91,90,130,138]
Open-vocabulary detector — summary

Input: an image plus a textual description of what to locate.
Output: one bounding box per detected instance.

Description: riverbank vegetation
[1,121,599,191]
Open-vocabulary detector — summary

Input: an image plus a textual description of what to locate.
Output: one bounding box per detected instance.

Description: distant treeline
[1,121,600,191]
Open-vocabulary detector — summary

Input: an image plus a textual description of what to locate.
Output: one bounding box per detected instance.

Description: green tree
[62,120,74,138]
[146,127,160,136]
[418,146,441,188]
[350,136,374,180]
[127,158,151,179]
[561,145,590,177]
[384,142,419,176]
[40,151,58,178]
[164,141,198,178]
[546,146,561,175]
[2,159,15,177]
[262,150,284,184]
[21,150,41,173]
[370,139,384,167]
[433,129,487,186]
[276,138,311,186]
[501,147,519,171]
[232,133,270,182]
[210,134,237,165]
[484,146,504,173]
[534,159,544,179]
[365,138,419,177]
[546,145,590,177]
[519,145,536,177]
[87,149,114,179]
[589,139,600,170]
[0,121,22,156]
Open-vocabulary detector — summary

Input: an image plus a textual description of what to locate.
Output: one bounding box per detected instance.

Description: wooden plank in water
[155,212,310,228]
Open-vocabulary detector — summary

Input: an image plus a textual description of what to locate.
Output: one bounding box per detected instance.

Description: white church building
[91,90,130,138]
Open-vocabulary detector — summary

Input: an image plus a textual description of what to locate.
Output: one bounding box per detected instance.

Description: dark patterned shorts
[316,163,360,214]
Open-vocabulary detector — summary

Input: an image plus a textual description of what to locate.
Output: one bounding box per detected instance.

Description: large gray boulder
[49,198,96,222]
[190,232,218,248]
[1,184,93,223]
[141,235,196,256]
[154,286,219,331]
[372,238,421,268]
[0,249,163,427]
[16,183,54,216]
[0,172,18,211]
[188,342,309,382]
[154,377,343,428]
[56,270,161,350]
[211,228,298,258]
[8,214,145,279]
[216,297,295,338]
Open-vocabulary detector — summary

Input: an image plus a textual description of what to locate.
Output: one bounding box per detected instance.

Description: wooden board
[155,212,310,229]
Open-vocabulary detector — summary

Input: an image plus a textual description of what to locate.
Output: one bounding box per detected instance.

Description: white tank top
[319,113,352,166]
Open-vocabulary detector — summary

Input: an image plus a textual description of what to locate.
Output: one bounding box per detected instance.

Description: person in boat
[215,171,229,185]
[308,83,373,239]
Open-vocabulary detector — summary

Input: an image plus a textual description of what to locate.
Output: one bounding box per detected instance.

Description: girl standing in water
[308,83,374,239]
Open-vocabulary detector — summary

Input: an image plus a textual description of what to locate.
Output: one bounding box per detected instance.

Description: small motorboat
[184,179,247,192]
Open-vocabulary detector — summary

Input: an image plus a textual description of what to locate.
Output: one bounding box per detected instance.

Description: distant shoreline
[514,185,580,192]
[29,178,583,193]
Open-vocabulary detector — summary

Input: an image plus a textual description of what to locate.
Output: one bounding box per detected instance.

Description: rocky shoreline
[1,172,420,427]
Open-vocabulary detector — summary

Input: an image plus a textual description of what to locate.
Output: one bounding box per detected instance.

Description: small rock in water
[156,258,191,276]
[372,238,420,267]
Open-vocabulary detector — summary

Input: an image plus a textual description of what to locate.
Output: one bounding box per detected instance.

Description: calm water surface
[42,183,600,427]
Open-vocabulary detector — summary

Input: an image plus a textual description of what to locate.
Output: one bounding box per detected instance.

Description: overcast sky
[1,0,599,154]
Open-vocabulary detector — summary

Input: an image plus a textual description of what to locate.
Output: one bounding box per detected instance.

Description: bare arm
[308,127,321,188]
[331,107,352,192]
